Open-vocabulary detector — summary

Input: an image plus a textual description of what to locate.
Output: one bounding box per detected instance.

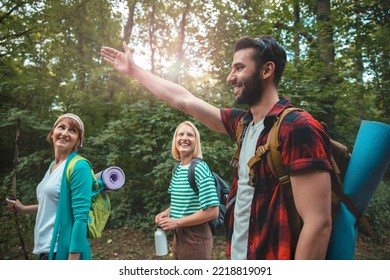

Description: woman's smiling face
[175,123,196,158]
[51,118,80,153]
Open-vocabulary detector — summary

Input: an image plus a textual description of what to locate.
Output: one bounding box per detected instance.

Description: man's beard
[235,72,263,106]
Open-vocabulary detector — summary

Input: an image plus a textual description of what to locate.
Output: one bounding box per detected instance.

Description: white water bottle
[154,227,168,256]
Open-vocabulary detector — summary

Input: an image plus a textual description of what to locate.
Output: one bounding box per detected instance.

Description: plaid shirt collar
[240,95,293,132]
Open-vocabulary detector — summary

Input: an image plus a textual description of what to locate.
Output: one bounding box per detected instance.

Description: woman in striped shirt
[155,121,220,259]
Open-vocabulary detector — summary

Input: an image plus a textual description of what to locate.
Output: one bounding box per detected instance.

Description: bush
[364,179,390,242]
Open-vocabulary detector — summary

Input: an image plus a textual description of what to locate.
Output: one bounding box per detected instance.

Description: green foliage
[84,98,234,230]
[1,0,389,259]
[364,180,390,242]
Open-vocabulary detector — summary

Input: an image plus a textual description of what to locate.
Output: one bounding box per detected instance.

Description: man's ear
[260,62,275,79]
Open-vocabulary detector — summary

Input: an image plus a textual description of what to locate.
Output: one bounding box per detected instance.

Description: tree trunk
[174,1,190,83]
[316,0,336,131]
[354,4,365,121]
[123,0,137,43]
[148,1,156,74]
[293,0,300,67]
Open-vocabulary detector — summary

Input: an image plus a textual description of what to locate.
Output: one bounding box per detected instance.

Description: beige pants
[172,223,213,260]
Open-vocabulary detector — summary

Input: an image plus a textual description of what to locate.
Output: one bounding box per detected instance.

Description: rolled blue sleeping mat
[326,120,390,259]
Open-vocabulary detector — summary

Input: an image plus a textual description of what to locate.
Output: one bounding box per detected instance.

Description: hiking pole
[11,118,28,260]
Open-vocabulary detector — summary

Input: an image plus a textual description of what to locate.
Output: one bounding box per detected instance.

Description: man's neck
[250,88,279,124]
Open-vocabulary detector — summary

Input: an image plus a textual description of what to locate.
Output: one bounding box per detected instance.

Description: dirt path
[89,227,227,260]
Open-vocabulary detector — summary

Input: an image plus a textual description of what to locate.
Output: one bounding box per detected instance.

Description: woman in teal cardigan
[6,113,92,260]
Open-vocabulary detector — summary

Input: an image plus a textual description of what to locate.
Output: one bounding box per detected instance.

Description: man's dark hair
[234,35,287,86]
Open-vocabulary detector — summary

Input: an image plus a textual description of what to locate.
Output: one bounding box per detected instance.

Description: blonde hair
[171,121,203,160]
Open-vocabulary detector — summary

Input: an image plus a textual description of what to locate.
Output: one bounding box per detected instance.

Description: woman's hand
[6,198,38,215]
[158,206,219,230]
[101,42,136,76]
[158,217,180,231]
[155,210,170,224]
[6,198,24,214]
[68,253,81,260]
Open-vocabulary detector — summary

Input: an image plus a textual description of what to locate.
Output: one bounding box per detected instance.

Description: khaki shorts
[172,223,213,260]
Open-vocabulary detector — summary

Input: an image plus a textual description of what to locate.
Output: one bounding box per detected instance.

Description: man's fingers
[102,56,114,66]
[101,46,118,53]
[101,47,118,60]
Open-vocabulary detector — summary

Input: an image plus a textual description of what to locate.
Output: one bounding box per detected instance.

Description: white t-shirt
[231,119,265,260]
[33,160,65,255]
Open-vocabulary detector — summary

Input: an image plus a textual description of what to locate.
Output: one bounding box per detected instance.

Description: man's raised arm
[101,42,226,134]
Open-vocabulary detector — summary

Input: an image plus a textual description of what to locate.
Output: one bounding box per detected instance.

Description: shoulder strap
[266,107,303,185]
[244,107,303,186]
[264,107,305,239]
[66,155,87,184]
[231,118,246,168]
[65,155,103,196]
[188,158,203,196]
[172,162,179,176]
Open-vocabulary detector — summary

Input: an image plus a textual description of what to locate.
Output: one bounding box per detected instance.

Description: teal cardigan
[49,151,92,260]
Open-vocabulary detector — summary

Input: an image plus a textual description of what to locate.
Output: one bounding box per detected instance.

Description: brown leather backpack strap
[331,179,373,237]
[266,107,303,184]
[246,143,269,186]
[245,107,303,186]
[266,107,305,241]
[231,117,245,168]
[235,117,245,144]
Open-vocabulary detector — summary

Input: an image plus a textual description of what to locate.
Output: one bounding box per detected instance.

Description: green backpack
[66,155,111,239]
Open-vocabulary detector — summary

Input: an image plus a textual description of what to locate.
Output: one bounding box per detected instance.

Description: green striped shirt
[169,160,219,219]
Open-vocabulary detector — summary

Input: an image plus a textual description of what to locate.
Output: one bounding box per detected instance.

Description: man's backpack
[173,158,230,236]
[233,107,372,238]
[66,155,111,239]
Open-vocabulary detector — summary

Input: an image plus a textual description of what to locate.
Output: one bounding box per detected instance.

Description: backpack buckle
[230,156,239,167]
[279,175,290,185]
[248,175,254,187]
[256,145,266,157]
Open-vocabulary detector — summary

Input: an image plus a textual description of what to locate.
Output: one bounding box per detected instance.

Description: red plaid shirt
[221,96,332,259]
